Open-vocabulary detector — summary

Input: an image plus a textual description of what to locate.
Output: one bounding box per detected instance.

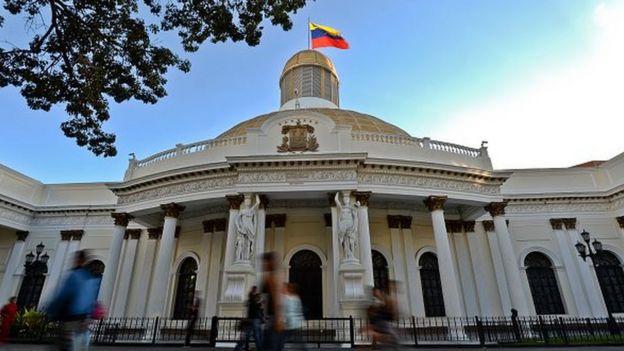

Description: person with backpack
[45,250,100,351]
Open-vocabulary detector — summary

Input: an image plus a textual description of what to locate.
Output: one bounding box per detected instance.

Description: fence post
[608,313,620,336]
[538,316,549,344]
[411,315,418,346]
[152,317,160,344]
[475,316,485,346]
[558,317,568,345]
[349,315,355,348]
[94,318,104,344]
[209,316,219,347]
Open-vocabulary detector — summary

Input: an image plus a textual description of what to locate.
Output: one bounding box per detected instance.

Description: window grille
[594,251,624,313]
[419,252,446,317]
[173,258,198,319]
[524,252,565,315]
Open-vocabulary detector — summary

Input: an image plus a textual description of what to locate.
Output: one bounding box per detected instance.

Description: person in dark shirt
[236,286,263,351]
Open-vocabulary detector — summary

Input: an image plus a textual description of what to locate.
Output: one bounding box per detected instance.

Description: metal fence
[10,315,624,347]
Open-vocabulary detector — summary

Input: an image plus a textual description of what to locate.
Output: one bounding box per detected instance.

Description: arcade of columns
[4,194,621,318]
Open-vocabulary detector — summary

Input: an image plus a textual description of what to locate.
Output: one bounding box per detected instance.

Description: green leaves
[0,0,307,156]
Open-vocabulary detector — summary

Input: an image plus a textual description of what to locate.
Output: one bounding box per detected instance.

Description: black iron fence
[9,314,624,347]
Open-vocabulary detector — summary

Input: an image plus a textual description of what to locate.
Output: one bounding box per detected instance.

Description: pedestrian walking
[283,283,307,351]
[235,286,263,351]
[0,296,18,343]
[261,252,284,351]
[44,250,100,351]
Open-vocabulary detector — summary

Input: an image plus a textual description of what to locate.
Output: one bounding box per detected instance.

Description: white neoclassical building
[1,50,623,320]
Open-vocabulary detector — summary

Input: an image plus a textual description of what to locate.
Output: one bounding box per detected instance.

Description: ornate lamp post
[574,229,603,262]
[17,242,49,309]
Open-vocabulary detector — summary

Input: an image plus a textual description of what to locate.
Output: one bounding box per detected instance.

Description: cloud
[431,2,624,170]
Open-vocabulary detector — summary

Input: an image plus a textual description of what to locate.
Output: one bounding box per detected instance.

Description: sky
[1,0,622,183]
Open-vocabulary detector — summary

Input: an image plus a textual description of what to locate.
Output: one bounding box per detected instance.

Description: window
[172,258,198,319]
[16,260,48,310]
[525,252,565,315]
[372,250,389,292]
[419,252,445,317]
[594,251,624,313]
[289,249,323,318]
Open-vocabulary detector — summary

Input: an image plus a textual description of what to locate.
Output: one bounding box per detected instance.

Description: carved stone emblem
[277,121,319,152]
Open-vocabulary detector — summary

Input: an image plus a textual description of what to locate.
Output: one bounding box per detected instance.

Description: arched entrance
[372,250,389,292]
[289,249,323,319]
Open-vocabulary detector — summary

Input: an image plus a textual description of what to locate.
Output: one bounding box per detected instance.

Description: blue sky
[1,0,622,183]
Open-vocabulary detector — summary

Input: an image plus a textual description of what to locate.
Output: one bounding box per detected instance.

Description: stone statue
[335,192,359,261]
[235,194,260,262]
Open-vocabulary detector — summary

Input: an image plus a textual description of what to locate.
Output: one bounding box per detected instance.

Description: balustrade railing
[351,132,483,158]
[9,315,624,347]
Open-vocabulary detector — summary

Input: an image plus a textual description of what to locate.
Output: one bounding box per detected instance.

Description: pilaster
[0,231,28,303]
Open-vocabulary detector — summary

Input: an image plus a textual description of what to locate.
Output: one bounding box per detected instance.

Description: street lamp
[574,229,603,262]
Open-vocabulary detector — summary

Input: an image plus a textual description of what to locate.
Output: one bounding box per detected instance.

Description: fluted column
[205,218,226,318]
[448,221,479,317]
[101,213,133,309]
[423,196,463,316]
[111,229,141,316]
[354,191,374,287]
[127,228,159,316]
[146,203,185,317]
[399,216,421,316]
[550,219,591,316]
[387,216,409,315]
[563,218,608,316]
[465,222,500,316]
[39,230,73,307]
[0,231,28,303]
[486,202,530,315]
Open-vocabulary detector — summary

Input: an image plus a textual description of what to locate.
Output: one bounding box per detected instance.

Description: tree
[0,0,306,156]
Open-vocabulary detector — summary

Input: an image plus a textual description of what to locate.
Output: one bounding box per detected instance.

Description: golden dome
[281,50,338,80]
[217,108,410,139]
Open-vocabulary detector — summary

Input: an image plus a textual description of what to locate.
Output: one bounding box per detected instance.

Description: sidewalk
[3,346,624,351]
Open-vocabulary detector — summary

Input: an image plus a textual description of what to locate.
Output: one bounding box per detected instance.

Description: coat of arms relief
[277,121,319,152]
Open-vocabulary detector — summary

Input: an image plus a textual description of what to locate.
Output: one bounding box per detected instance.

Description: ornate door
[289,250,323,319]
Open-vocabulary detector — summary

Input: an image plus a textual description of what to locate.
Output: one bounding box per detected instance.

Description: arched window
[419,252,445,317]
[372,250,389,292]
[289,250,323,319]
[16,257,48,310]
[524,252,565,314]
[594,251,624,313]
[173,258,198,319]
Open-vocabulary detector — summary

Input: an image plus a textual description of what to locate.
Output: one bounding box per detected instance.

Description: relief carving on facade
[358,172,500,195]
[118,176,237,204]
[277,121,319,152]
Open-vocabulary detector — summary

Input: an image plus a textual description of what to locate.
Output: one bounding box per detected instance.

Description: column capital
[214,218,227,232]
[323,213,332,227]
[462,221,475,233]
[202,219,215,233]
[549,218,564,230]
[399,215,413,229]
[445,220,463,233]
[226,195,244,210]
[560,218,576,230]
[259,194,269,209]
[16,231,29,241]
[485,202,507,217]
[617,216,624,229]
[111,212,133,227]
[387,215,401,229]
[424,196,447,212]
[353,191,371,206]
[482,220,495,232]
[124,229,142,240]
[61,229,84,241]
[160,203,185,218]
[147,227,162,240]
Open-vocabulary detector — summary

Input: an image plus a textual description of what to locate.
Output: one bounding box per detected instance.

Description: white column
[355,192,374,287]
[100,213,132,309]
[401,218,422,317]
[451,224,480,317]
[126,229,157,317]
[551,219,591,316]
[484,221,512,314]
[388,216,410,315]
[466,222,501,316]
[254,196,268,283]
[486,202,530,315]
[563,219,608,316]
[63,230,83,273]
[146,203,184,317]
[324,213,337,317]
[111,229,140,317]
[0,231,28,303]
[205,218,226,318]
[39,231,72,306]
[330,204,341,315]
[196,220,215,314]
[424,196,463,316]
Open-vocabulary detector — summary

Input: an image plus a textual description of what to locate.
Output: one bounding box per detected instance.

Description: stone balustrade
[351,132,484,158]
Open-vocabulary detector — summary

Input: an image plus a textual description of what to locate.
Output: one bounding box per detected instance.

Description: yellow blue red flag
[309,22,349,49]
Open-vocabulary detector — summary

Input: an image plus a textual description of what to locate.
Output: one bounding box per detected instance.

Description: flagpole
[307,17,311,50]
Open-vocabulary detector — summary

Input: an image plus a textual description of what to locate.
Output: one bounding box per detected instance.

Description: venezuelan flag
[310,22,350,49]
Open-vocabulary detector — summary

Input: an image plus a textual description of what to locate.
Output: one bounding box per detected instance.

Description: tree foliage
[0,0,306,156]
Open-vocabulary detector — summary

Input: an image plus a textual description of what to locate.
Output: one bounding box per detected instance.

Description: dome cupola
[280,50,340,110]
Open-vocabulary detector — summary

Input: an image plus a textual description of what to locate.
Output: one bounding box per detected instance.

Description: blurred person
[367,285,398,350]
[283,283,307,351]
[235,286,263,351]
[185,291,202,346]
[0,296,18,343]
[45,250,100,351]
[261,252,284,351]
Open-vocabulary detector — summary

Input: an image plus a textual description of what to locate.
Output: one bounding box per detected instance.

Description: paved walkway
[3,346,624,351]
